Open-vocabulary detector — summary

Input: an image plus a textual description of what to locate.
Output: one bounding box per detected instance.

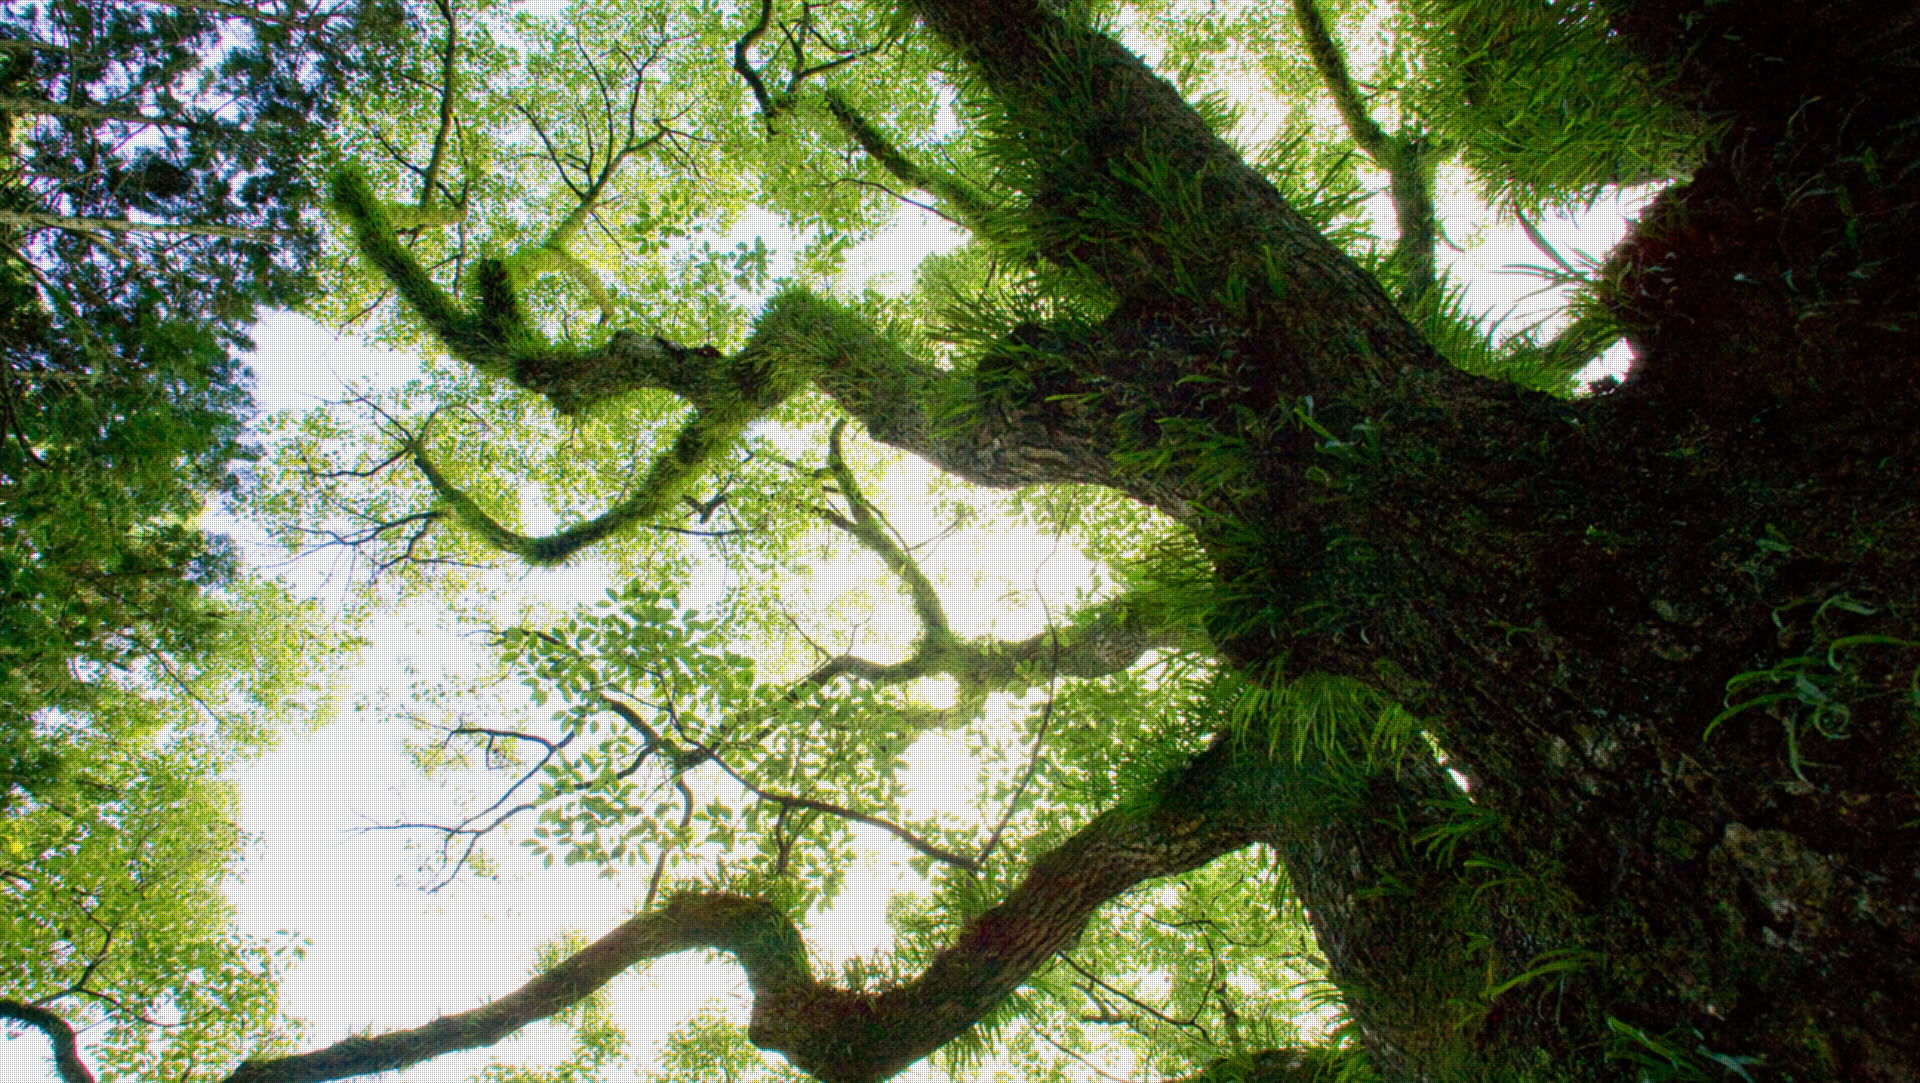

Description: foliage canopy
[13,0,1920,1081]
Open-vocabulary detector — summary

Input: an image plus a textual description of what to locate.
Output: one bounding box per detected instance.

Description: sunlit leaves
[0,582,344,1080]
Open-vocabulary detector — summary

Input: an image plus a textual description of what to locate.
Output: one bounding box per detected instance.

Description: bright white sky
[2,60,1651,1083]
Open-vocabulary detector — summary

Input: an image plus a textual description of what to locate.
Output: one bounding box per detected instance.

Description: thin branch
[697,737,980,872]
[1031,1027,1134,1083]
[1291,0,1440,302]
[733,0,781,125]
[821,420,950,639]
[643,777,694,909]
[415,0,459,213]
[979,532,1065,864]
[408,407,750,565]
[0,209,286,240]
[0,38,71,54]
[66,986,172,1030]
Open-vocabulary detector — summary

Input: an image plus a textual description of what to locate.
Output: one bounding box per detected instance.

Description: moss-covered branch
[337,162,1215,567]
[407,408,754,566]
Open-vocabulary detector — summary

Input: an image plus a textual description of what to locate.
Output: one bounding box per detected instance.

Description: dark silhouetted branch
[0,1000,96,1083]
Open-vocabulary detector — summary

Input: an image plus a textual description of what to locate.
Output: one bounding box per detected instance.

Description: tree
[0,0,403,798]
[27,0,1918,1080]
[0,581,349,1083]
[0,0,388,1074]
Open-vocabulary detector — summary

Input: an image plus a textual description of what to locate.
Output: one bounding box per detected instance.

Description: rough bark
[906,0,1440,397]
[885,1,1920,1077]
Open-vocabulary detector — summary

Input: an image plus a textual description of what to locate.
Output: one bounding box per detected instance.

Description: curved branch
[791,586,1202,725]
[733,0,782,124]
[409,407,753,565]
[221,735,1294,1083]
[0,1000,96,1083]
[820,420,951,641]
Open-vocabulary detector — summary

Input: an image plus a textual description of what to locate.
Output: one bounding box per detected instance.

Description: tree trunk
[904,0,1920,1078]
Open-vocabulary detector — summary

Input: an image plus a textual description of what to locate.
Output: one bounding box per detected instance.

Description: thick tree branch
[902,0,1439,391]
[336,168,1174,535]
[1288,0,1389,161]
[733,0,782,123]
[330,169,753,413]
[151,0,302,27]
[220,734,1319,1083]
[0,999,96,1083]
